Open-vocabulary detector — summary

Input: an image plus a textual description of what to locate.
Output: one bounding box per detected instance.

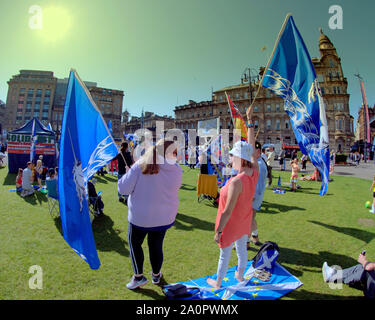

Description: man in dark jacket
[115,142,134,203]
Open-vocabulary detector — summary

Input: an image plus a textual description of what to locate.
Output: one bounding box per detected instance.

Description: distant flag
[30,118,37,163]
[225,92,248,142]
[58,69,119,269]
[205,135,229,187]
[260,14,330,196]
[278,176,281,187]
[47,122,53,131]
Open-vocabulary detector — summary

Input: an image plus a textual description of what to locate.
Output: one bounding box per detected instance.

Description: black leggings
[128,223,167,276]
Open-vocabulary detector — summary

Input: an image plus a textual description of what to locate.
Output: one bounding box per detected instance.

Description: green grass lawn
[1,164,374,300]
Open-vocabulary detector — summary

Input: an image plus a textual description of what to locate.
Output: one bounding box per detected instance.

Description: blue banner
[58,69,119,269]
[261,15,330,196]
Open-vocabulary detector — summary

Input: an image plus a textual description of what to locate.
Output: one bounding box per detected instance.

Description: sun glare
[39,6,72,43]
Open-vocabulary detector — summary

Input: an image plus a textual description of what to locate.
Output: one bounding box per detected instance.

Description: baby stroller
[87,179,104,219]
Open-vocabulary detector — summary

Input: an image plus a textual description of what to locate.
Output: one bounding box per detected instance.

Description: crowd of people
[3,112,374,299]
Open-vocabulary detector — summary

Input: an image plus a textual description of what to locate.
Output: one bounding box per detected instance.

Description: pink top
[215,170,259,249]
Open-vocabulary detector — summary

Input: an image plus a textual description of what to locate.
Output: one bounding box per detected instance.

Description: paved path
[270,159,375,181]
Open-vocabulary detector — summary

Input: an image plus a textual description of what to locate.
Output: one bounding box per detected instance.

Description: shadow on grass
[309,221,375,244]
[93,175,109,184]
[134,287,166,300]
[174,212,215,231]
[93,215,129,257]
[180,183,196,191]
[286,289,364,300]
[261,201,306,214]
[101,175,118,183]
[3,172,16,186]
[246,245,358,278]
[53,214,129,257]
[16,189,48,205]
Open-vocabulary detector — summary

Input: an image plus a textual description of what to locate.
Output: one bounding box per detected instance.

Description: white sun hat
[229,141,253,162]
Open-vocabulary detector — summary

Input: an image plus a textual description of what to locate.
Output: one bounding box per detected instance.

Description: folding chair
[45,179,59,218]
[197,174,218,204]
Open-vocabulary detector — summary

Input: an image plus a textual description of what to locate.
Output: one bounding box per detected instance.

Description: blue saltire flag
[30,118,37,163]
[169,260,303,300]
[261,14,330,196]
[47,122,53,131]
[58,69,119,269]
[107,120,113,137]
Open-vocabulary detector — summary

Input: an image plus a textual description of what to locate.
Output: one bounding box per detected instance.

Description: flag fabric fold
[58,69,119,269]
[261,14,330,196]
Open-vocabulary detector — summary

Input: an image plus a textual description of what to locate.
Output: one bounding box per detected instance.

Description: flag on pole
[225,92,248,142]
[260,14,330,196]
[58,69,119,269]
[30,118,37,163]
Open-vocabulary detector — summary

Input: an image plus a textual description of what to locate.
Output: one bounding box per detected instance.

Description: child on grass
[16,168,23,192]
[290,158,299,192]
[370,176,375,213]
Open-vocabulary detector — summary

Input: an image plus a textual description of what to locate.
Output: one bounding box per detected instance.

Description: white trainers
[322,262,335,283]
[126,275,148,290]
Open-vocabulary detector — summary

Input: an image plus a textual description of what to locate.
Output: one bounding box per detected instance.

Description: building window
[254,120,259,130]
[285,120,289,129]
[267,105,271,112]
[266,119,271,130]
[235,93,240,100]
[276,119,280,130]
[317,74,324,82]
[276,104,280,112]
[254,106,258,112]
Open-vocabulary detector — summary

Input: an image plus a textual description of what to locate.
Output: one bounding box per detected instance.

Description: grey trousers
[340,264,375,299]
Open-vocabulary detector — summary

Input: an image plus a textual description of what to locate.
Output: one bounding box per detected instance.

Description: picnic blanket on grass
[166,260,302,300]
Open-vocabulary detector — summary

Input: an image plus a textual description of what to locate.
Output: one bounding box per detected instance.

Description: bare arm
[245,105,259,172]
[214,178,242,242]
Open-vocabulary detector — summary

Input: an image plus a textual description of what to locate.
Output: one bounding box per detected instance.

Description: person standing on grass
[35,159,43,189]
[206,105,259,289]
[118,139,182,290]
[289,158,299,192]
[369,175,375,214]
[115,142,134,203]
[247,141,267,248]
[266,147,274,186]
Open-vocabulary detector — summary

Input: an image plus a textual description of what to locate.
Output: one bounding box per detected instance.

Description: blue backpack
[252,241,279,271]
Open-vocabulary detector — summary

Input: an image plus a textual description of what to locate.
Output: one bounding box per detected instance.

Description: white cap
[229,141,253,162]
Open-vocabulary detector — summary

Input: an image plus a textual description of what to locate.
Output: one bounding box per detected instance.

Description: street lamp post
[241,68,259,108]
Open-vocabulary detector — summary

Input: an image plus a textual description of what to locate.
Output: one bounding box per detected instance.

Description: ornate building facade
[123,111,175,134]
[174,30,355,153]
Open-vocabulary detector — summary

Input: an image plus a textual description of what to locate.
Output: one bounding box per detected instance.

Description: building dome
[319,28,335,51]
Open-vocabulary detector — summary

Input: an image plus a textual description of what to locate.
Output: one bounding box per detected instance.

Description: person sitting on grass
[322,251,375,299]
[290,158,299,192]
[369,175,375,214]
[46,168,57,181]
[21,161,34,198]
[206,105,259,289]
[16,168,23,192]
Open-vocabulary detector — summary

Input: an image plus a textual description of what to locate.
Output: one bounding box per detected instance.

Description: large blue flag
[261,14,330,196]
[58,69,119,269]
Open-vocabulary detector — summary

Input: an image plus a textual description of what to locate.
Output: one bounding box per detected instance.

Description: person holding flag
[58,69,119,270]
[256,14,330,196]
[207,105,259,289]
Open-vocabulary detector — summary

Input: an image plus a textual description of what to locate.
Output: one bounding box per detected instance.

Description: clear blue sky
[0,0,374,126]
